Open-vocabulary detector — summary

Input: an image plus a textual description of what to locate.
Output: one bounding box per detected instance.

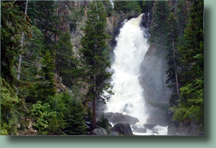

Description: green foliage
[31,91,86,135]
[1,79,19,135]
[79,1,112,96]
[165,12,181,104]
[47,116,65,135]
[16,26,44,99]
[51,92,72,114]
[41,51,55,84]
[113,1,128,13]
[102,0,113,16]
[48,92,87,135]
[1,1,31,86]
[87,107,93,123]
[31,101,57,135]
[97,114,110,130]
[53,92,86,135]
[56,32,78,88]
[28,1,60,55]
[28,50,56,103]
[177,0,189,36]
[124,1,142,15]
[113,1,141,17]
[23,26,44,78]
[63,98,87,135]
[1,128,9,135]
[172,79,204,122]
[79,1,113,128]
[68,3,84,32]
[171,0,204,123]
[1,1,91,135]
[148,0,203,126]
[149,1,170,55]
[140,0,154,13]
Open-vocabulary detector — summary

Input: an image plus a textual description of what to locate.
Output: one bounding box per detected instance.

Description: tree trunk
[92,74,96,129]
[173,38,180,96]
[92,34,97,129]
[17,0,28,80]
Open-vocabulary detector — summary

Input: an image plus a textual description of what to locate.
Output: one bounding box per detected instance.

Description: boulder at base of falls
[104,112,139,125]
[109,131,119,136]
[92,127,108,136]
[111,122,133,135]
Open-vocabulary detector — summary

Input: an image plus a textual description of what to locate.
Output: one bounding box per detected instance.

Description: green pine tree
[27,1,60,56]
[63,99,86,135]
[172,0,204,123]
[56,32,78,88]
[165,12,180,106]
[29,50,56,103]
[140,0,154,13]
[79,1,112,129]
[17,26,44,99]
[149,1,170,55]
[113,1,141,16]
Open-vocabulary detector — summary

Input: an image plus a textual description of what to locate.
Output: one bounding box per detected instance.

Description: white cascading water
[105,14,167,135]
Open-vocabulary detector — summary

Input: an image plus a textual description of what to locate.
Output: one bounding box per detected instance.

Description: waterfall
[105,14,167,135]
[106,14,148,124]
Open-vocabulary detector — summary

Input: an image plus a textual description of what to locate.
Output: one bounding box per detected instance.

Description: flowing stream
[105,14,167,135]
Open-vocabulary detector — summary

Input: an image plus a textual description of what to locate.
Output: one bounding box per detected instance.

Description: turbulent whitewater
[105,14,167,135]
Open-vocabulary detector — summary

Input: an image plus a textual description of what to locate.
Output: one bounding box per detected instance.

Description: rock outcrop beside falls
[111,122,133,135]
[91,122,134,136]
[104,112,139,125]
[91,112,138,136]
[92,127,108,136]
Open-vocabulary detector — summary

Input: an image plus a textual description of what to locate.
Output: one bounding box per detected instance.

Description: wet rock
[92,127,108,136]
[105,112,139,125]
[109,131,119,136]
[175,123,190,135]
[189,121,202,135]
[111,122,133,135]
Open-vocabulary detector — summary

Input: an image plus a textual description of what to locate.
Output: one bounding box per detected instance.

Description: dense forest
[1,0,203,135]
